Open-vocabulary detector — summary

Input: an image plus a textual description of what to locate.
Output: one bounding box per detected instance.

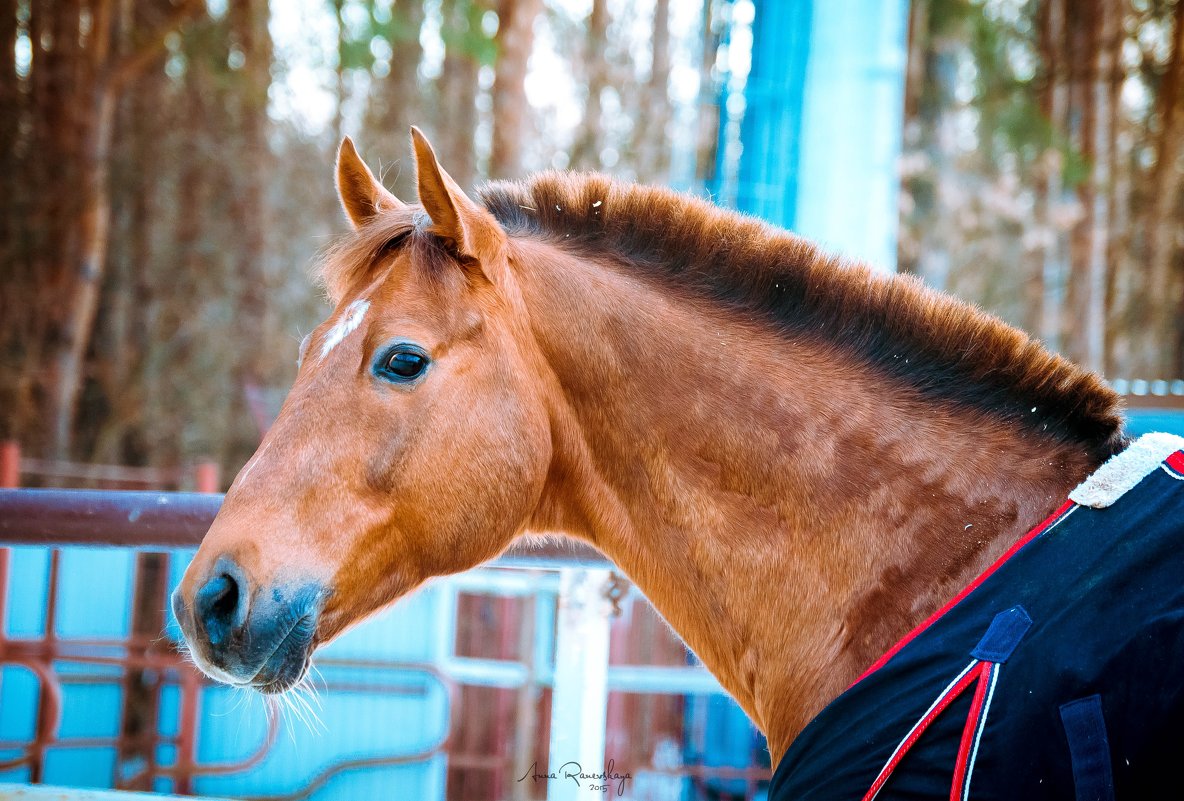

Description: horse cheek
[441,394,551,568]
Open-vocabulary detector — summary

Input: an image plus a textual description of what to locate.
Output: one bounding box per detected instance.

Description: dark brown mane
[477,172,1127,464]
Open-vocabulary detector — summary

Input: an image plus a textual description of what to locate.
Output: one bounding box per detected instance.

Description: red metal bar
[0,489,610,566]
[0,441,19,488]
[0,442,15,675]
[193,461,220,493]
[119,550,170,791]
[0,546,8,656]
[0,489,221,548]
[29,549,60,783]
[174,669,200,795]
[0,486,769,796]
[490,596,517,795]
[0,443,16,782]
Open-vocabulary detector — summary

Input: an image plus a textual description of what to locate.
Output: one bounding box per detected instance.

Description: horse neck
[512,239,1099,763]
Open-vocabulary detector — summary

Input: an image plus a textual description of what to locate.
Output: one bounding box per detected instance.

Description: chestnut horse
[172,129,1124,767]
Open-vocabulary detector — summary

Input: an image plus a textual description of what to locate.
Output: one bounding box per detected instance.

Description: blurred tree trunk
[231,0,272,388]
[1063,0,1095,367]
[1044,0,1075,353]
[30,0,201,460]
[1105,11,1131,376]
[151,35,211,468]
[1077,0,1117,373]
[9,1,51,439]
[0,0,22,437]
[437,0,488,187]
[570,0,610,170]
[1029,0,1059,342]
[333,0,346,147]
[0,0,17,279]
[364,0,425,198]
[902,0,926,123]
[693,0,721,189]
[631,0,671,182]
[225,0,273,460]
[1146,0,1184,376]
[91,0,174,465]
[489,0,541,179]
[28,2,80,449]
[897,0,928,277]
[895,0,1179,378]
[906,2,957,292]
[48,0,117,462]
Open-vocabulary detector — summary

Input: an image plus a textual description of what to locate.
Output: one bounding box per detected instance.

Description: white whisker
[309,664,327,694]
[298,671,325,712]
[228,685,252,716]
[285,681,325,735]
[277,694,299,746]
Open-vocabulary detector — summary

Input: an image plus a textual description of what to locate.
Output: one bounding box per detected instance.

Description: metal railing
[0,443,770,801]
[0,487,609,567]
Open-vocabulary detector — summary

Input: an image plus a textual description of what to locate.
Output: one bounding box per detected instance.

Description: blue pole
[725,0,909,272]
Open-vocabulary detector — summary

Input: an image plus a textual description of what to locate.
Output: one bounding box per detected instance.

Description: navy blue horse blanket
[769,433,1184,801]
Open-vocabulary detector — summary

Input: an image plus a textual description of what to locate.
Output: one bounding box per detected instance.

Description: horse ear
[336,137,405,229]
[410,126,505,263]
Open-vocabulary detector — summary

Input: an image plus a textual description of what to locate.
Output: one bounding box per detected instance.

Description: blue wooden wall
[0,548,449,799]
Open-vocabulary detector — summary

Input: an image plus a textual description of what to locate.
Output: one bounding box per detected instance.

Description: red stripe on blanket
[860,661,989,801]
[950,662,994,801]
[852,500,1075,687]
[1165,450,1184,477]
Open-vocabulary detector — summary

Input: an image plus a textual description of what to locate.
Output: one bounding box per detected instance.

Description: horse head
[172,130,552,692]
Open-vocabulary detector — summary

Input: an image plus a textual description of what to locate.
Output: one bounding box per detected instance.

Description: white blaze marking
[320,299,370,358]
[236,438,273,485]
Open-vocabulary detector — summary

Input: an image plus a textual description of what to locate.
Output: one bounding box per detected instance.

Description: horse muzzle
[172,555,326,694]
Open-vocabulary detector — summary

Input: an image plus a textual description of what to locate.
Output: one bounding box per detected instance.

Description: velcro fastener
[970,605,1032,663]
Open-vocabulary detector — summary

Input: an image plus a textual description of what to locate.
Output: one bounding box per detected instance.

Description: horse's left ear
[410,126,506,269]
[336,136,406,229]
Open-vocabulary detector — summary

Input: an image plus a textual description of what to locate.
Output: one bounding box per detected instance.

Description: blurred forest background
[0,0,1182,482]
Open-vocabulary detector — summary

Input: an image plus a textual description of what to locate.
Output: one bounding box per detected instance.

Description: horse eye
[376,345,429,383]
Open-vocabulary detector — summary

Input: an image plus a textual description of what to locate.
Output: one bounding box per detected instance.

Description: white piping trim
[961,662,1000,801]
[866,660,979,801]
[1161,462,1184,481]
[1068,432,1184,508]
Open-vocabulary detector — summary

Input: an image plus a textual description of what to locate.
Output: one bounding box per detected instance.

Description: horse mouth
[247,614,317,694]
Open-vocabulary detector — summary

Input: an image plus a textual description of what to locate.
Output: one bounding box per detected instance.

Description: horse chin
[247,614,318,695]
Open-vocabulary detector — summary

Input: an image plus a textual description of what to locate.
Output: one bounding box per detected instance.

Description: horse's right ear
[410,126,506,267]
[335,137,405,229]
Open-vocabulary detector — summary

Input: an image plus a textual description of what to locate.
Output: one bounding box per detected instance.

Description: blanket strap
[1060,695,1116,801]
[862,606,1033,801]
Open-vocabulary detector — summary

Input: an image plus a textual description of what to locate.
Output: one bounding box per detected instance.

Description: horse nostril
[211,574,238,613]
[194,563,249,647]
